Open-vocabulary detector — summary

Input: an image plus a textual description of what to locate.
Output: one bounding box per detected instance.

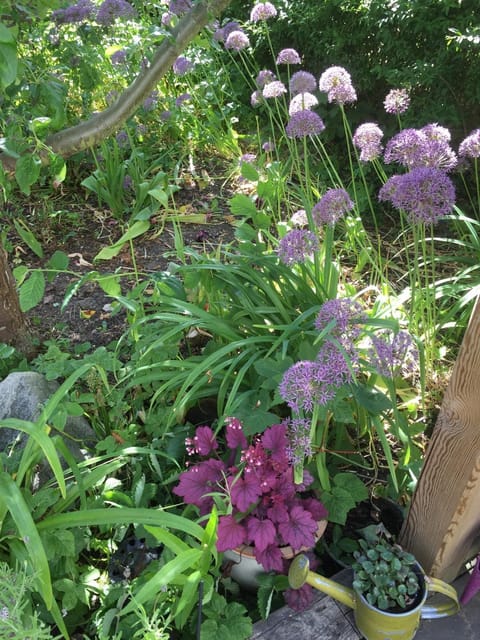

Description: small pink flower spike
[460,555,480,605]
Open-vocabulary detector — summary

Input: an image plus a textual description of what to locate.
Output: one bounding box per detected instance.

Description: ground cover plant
[0,0,480,638]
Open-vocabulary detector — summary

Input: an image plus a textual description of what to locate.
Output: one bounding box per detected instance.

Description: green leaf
[148,187,168,207]
[229,193,258,218]
[333,472,369,503]
[13,219,43,258]
[46,250,69,272]
[29,116,52,136]
[240,162,259,182]
[97,274,122,297]
[94,220,150,260]
[352,384,392,414]
[0,29,17,88]
[15,154,42,194]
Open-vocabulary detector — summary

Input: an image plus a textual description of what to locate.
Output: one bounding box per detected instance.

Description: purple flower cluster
[286,110,325,139]
[459,129,480,159]
[312,188,354,225]
[289,71,316,96]
[318,66,357,105]
[173,56,193,75]
[256,69,276,89]
[379,167,456,224]
[51,0,94,24]
[214,21,241,42]
[142,90,158,111]
[250,2,278,22]
[111,48,127,65]
[225,30,250,51]
[369,330,418,378]
[96,0,136,26]
[384,88,410,115]
[263,80,287,99]
[284,418,312,465]
[384,126,457,172]
[276,48,301,65]
[290,209,308,226]
[175,92,191,107]
[278,229,319,265]
[353,123,384,162]
[169,0,192,15]
[314,297,363,341]
[288,92,318,116]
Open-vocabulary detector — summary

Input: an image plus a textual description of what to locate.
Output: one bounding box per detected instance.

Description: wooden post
[399,297,480,582]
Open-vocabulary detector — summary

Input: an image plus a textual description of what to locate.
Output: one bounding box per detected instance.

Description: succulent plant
[352,533,421,611]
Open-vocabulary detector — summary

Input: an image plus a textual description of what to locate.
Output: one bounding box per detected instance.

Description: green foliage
[352,529,421,611]
[199,593,252,640]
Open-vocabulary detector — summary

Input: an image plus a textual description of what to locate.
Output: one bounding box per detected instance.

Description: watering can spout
[288,554,355,610]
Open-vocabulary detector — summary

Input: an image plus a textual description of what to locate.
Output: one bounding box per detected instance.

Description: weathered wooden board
[399,297,480,581]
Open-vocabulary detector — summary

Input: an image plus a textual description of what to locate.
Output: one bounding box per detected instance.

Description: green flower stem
[310,405,331,491]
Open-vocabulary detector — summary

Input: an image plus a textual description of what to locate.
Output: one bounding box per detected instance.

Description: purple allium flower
[142,90,158,111]
[115,130,129,146]
[214,21,241,42]
[175,92,191,106]
[111,48,127,65]
[279,351,352,412]
[353,123,384,162]
[459,129,480,159]
[263,80,287,98]
[421,123,451,144]
[225,30,250,51]
[276,48,301,65]
[250,2,277,22]
[378,167,456,224]
[319,66,357,105]
[289,92,319,115]
[240,153,257,164]
[368,330,418,378]
[314,298,363,341]
[251,90,263,107]
[160,110,172,121]
[284,418,312,466]
[161,11,175,27]
[262,140,274,152]
[173,55,193,75]
[278,229,319,265]
[169,0,192,15]
[312,188,354,225]
[290,209,308,226]
[286,110,325,138]
[96,0,136,26]
[384,88,410,115]
[256,69,276,89]
[384,128,457,172]
[51,0,94,24]
[289,71,317,95]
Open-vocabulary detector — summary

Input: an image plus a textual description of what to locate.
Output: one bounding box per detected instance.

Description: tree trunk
[0,246,36,358]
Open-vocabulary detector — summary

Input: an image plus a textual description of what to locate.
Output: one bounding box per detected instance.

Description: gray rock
[0,371,96,464]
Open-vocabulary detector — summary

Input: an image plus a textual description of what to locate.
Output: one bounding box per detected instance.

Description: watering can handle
[421,576,460,619]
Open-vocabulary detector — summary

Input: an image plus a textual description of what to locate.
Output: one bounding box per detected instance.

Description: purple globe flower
[319,66,357,105]
[276,48,301,65]
[214,21,241,42]
[378,167,456,224]
[353,123,384,162]
[369,330,418,378]
[312,188,354,225]
[286,111,325,138]
[290,209,308,226]
[175,92,191,106]
[278,229,319,265]
[263,80,287,98]
[161,11,175,27]
[314,298,363,341]
[96,0,136,26]
[52,0,94,24]
[169,0,192,15]
[459,129,480,159]
[143,90,158,111]
[111,48,127,65]
[251,90,263,107]
[384,88,410,115]
[289,92,319,115]
[284,418,312,466]
[250,2,278,22]
[173,56,193,75]
[289,71,317,95]
[225,30,250,51]
[256,69,276,89]
[384,127,457,172]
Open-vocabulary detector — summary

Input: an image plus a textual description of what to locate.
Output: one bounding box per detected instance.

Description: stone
[0,371,96,464]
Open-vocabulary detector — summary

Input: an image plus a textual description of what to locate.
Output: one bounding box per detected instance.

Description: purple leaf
[230,473,261,512]
[278,505,318,550]
[246,517,276,552]
[216,515,247,552]
[255,543,284,572]
[173,459,225,510]
[261,423,289,462]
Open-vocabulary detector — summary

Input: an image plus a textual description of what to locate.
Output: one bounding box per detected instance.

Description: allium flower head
[250,2,277,22]
[319,66,357,105]
[263,80,287,99]
[225,30,250,51]
[353,123,384,162]
[173,56,193,75]
[384,88,410,115]
[459,129,480,159]
[96,0,136,26]
[378,167,455,224]
[142,91,158,111]
[276,48,301,65]
[312,188,354,225]
[278,229,318,265]
[214,21,241,42]
[286,110,325,138]
[284,418,312,466]
[161,11,175,27]
[52,0,94,24]
[369,330,418,378]
[111,48,127,65]
[175,92,191,106]
[169,0,191,15]
[290,209,308,226]
[384,128,457,172]
[289,92,319,115]
[314,298,363,341]
[251,90,263,107]
[256,69,276,89]
[289,71,317,95]
[262,140,274,152]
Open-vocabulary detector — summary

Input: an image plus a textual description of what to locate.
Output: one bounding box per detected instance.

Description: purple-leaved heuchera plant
[173,418,328,573]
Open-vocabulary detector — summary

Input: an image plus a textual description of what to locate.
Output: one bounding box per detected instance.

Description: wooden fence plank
[399,297,480,581]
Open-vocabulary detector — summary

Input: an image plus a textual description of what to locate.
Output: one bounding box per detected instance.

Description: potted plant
[288,527,459,640]
[173,417,328,587]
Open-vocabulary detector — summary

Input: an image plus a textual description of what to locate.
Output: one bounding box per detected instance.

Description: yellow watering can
[288,554,459,640]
